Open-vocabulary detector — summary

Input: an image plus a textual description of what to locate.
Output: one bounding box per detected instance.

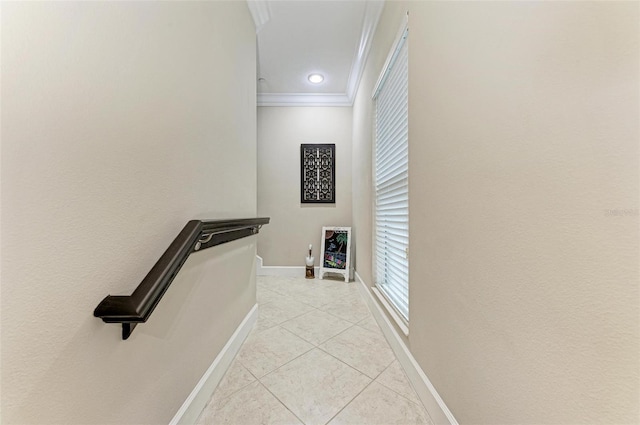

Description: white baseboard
[355,272,458,425]
[169,304,258,425]
[256,255,319,277]
[256,256,353,280]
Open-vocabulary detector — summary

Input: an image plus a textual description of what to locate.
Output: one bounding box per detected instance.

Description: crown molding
[258,93,352,107]
[346,0,385,104]
[257,0,384,107]
[247,0,272,33]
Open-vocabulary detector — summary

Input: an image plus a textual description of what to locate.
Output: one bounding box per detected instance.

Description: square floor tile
[328,382,432,425]
[258,286,282,305]
[317,294,371,324]
[198,381,302,425]
[375,361,422,406]
[259,296,316,324]
[319,325,395,379]
[253,314,279,334]
[258,276,304,296]
[211,360,256,401]
[281,309,354,345]
[287,285,338,309]
[197,275,433,425]
[293,278,355,297]
[261,349,371,425]
[317,280,361,297]
[356,315,380,333]
[236,326,314,378]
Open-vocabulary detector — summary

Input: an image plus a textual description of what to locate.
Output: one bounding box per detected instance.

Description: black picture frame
[300,143,335,204]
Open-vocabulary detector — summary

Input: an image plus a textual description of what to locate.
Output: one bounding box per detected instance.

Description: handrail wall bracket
[93,217,270,340]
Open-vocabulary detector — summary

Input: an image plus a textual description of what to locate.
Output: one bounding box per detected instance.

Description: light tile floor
[197,275,433,425]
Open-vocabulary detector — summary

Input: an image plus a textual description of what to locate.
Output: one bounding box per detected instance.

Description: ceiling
[247,0,385,106]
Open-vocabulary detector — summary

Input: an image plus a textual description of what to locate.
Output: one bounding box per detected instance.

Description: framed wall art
[319,226,351,282]
[300,143,335,203]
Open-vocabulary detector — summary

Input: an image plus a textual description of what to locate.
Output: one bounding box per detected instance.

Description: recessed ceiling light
[308,74,324,84]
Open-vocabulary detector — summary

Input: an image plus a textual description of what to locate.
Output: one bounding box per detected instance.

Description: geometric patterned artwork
[300,144,335,203]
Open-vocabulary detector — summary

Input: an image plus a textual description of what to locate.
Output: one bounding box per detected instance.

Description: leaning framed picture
[319,226,351,282]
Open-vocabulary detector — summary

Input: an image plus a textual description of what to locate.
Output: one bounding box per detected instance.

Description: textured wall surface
[1,2,257,423]
[351,0,408,291]
[352,1,639,423]
[257,107,352,267]
[408,3,639,423]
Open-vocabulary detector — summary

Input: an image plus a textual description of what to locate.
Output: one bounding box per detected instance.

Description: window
[373,17,409,322]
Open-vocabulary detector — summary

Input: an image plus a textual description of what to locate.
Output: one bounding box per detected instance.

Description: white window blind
[373,22,409,321]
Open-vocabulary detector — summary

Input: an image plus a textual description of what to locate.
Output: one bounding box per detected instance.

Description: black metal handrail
[94,217,270,339]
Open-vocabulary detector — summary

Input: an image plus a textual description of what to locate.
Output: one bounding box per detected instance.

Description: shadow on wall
[9,241,256,424]
[300,204,337,209]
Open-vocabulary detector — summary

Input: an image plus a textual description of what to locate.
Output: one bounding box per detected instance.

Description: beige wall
[1,2,257,424]
[353,1,639,424]
[258,107,352,267]
[351,0,409,290]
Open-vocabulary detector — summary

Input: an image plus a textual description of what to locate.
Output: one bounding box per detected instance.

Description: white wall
[258,107,352,267]
[353,1,639,423]
[1,2,257,423]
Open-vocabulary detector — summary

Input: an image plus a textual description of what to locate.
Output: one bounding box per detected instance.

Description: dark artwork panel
[301,144,335,203]
[323,229,348,269]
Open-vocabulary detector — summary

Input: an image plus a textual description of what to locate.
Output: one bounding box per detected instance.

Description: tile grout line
[256,380,307,425]
[262,306,320,327]
[313,303,372,325]
[321,378,378,425]
[315,344,377,381]
[371,359,427,409]
[258,279,371,424]
[208,333,276,407]
[280,320,355,347]
[266,279,390,379]
[256,347,376,425]
[253,326,316,379]
[252,277,424,423]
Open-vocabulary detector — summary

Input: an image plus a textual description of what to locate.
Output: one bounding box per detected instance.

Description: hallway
[197,275,432,425]
[2,2,637,423]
